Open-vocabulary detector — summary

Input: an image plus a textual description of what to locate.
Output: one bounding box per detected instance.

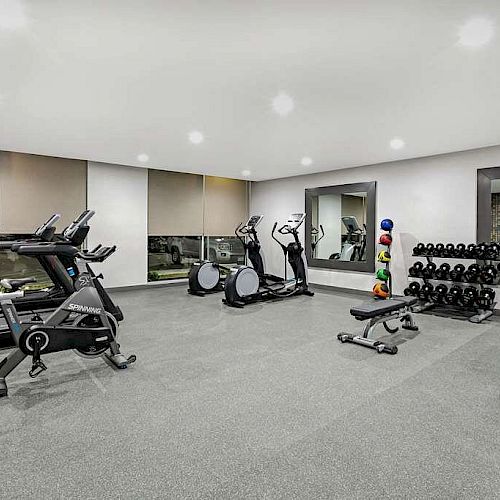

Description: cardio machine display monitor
[288,213,306,229]
[245,215,263,229]
[342,216,361,233]
[34,214,61,237]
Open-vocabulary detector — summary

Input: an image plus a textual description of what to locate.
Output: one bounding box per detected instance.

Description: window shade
[148,169,203,235]
[204,176,248,236]
[0,152,87,233]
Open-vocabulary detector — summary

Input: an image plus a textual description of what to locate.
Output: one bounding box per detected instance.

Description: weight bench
[337,296,418,354]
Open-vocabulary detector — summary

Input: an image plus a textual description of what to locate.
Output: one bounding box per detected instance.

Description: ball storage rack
[408,247,498,324]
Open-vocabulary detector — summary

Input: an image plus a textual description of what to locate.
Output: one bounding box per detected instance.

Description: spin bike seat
[0,277,37,292]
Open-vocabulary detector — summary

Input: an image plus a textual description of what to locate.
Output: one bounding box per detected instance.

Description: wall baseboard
[108,279,187,293]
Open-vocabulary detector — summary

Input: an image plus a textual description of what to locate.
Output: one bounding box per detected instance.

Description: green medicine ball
[376,268,390,281]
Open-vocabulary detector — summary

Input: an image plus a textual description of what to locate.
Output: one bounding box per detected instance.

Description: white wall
[250,145,500,297]
[87,162,148,288]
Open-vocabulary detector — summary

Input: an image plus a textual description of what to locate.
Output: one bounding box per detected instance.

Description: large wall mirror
[477,167,500,242]
[305,181,376,272]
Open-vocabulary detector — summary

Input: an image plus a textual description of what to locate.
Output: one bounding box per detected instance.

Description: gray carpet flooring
[0,286,498,499]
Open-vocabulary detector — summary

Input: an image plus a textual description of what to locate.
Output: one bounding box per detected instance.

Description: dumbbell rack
[408,253,498,323]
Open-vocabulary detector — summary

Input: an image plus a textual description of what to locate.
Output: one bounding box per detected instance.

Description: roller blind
[0,152,87,233]
[204,176,248,236]
[148,169,203,235]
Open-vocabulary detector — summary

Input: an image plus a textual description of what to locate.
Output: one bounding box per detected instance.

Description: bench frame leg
[338,305,418,355]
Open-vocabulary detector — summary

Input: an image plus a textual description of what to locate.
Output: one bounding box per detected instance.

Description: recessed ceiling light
[390,137,405,150]
[137,153,149,163]
[272,92,295,116]
[0,0,28,30]
[458,17,494,48]
[241,170,251,177]
[188,130,204,145]
[301,157,313,167]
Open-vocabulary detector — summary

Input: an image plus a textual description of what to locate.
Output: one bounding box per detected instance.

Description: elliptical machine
[188,215,266,296]
[0,241,136,398]
[223,213,314,308]
[330,216,366,261]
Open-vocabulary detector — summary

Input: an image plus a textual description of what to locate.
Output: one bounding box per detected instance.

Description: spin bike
[223,213,314,308]
[0,242,136,398]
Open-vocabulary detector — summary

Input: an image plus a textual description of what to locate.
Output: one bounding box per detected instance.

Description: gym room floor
[0,286,498,499]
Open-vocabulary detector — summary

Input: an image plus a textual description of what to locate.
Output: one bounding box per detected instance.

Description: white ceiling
[0,0,499,181]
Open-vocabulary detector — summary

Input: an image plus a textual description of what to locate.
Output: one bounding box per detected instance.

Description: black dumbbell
[409,261,424,277]
[413,243,426,256]
[454,243,466,258]
[475,242,489,260]
[404,281,421,297]
[464,244,477,259]
[422,262,437,279]
[425,243,435,256]
[449,263,466,282]
[420,282,434,300]
[435,262,451,280]
[446,286,463,305]
[464,263,481,283]
[444,243,455,258]
[462,287,478,307]
[435,243,445,257]
[480,265,497,285]
[486,242,499,260]
[477,288,496,308]
[433,283,448,304]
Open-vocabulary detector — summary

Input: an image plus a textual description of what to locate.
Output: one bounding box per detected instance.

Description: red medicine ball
[379,233,393,246]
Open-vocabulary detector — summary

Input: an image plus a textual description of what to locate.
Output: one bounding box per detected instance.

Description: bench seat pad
[350,296,417,319]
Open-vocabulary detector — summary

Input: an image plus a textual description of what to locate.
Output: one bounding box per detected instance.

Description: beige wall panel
[148,169,203,235]
[0,152,87,233]
[204,177,248,236]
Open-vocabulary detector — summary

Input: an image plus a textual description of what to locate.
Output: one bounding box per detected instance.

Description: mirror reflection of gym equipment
[310,192,368,262]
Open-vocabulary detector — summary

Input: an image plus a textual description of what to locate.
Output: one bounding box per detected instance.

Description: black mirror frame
[305,181,376,273]
[477,167,500,242]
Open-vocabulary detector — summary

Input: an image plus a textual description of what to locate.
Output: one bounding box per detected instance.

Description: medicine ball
[377,250,391,263]
[380,219,394,231]
[373,282,390,299]
[376,268,390,281]
[379,233,392,246]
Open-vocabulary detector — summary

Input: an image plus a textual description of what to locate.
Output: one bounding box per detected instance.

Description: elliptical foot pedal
[402,325,419,331]
[106,353,137,369]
